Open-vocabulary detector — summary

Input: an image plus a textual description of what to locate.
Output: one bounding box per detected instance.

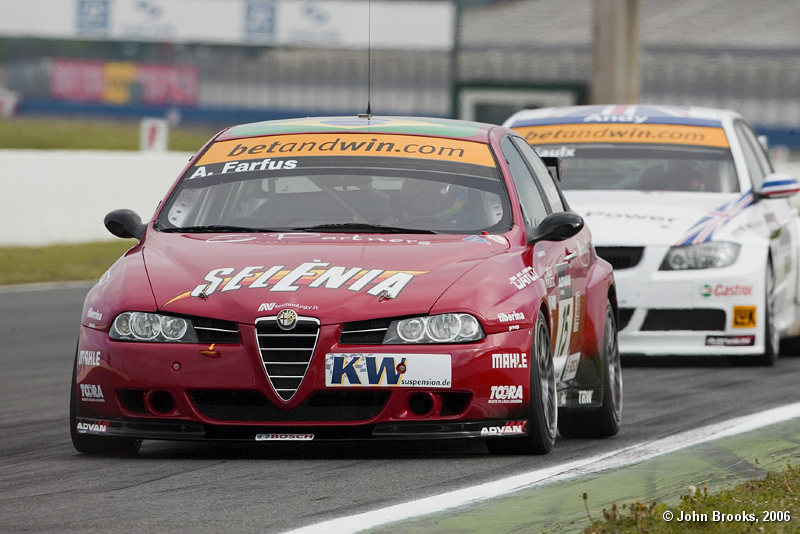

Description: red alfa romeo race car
[71,115,621,455]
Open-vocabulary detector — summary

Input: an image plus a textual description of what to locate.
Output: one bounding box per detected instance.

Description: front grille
[339,318,391,345]
[640,309,726,331]
[595,247,644,270]
[194,317,240,344]
[256,316,319,401]
[190,390,390,421]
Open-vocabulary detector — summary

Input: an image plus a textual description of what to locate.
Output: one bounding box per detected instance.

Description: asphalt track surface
[2,283,800,533]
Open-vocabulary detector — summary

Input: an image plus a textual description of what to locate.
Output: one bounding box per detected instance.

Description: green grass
[0,116,216,151]
[0,241,136,285]
[583,462,800,533]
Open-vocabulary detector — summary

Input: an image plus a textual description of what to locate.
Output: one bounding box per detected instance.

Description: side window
[512,136,566,212]
[501,136,549,228]
[734,121,771,189]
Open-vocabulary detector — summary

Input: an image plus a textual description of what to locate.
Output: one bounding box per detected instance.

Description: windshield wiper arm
[297,223,439,234]
[160,225,285,233]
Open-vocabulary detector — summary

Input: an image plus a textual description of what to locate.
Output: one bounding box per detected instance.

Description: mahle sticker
[198,133,496,167]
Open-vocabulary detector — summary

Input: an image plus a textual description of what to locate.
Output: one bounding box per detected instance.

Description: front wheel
[559,299,622,438]
[754,265,779,366]
[487,309,557,455]
[70,346,141,456]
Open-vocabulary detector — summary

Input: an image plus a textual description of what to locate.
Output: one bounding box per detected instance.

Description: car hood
[565,190,748,246]
[142,231,510,324]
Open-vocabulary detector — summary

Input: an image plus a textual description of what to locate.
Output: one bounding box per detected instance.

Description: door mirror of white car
[540,156,562,182]
[105,209,146,240]
[527,211,584,245]
[755,173,800,200]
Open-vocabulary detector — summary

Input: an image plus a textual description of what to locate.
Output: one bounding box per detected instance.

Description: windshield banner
[198,134,496,167]
[513,124,730,148]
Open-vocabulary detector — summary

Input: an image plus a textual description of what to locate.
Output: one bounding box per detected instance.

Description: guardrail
[1,150,192,246]
[1,150,798,247]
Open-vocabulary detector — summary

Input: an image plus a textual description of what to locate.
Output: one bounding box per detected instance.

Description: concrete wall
[1,150,799,247]
[1,150,193,246]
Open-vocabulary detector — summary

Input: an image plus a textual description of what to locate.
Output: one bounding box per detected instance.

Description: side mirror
[756,173,800,200]
[527,211,584,245]
[541,156,562,182]
[104,209,146,240]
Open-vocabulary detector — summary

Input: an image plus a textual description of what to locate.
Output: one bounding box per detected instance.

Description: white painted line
[285,401,800,534]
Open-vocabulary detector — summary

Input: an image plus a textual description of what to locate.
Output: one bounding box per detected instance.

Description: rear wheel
[70,347,141,456]
[558,299,622,438]
[487,309,557,455]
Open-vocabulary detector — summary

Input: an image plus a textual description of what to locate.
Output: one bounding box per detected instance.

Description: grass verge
[0,116,216,151]
[584,462,799,533]
[0,241,136,285]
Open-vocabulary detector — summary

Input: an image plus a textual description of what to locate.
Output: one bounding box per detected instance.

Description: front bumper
[611,245,765,356]
[74,322,601,442]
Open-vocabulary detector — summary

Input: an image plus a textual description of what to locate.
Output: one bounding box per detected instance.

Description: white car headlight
[660,242,740,270]
[110,312,199,343]
[384,313,484,344]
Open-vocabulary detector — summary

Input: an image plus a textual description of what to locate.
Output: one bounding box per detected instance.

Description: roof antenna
[358,0,372,119]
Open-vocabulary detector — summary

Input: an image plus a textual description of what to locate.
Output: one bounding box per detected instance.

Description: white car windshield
[539,145,739,193]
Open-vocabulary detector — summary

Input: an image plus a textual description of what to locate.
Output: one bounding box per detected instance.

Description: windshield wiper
[160,225,286,233]
[297,223,439,234]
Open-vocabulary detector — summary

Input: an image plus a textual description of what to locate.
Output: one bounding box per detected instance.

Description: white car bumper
[607,244,766,356]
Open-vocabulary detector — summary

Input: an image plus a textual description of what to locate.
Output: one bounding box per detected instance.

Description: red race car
[72,116,621,455]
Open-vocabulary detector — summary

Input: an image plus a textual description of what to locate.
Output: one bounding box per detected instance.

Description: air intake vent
[194,317,240,344]
[339,318,391,345]
[641,309,725,331]
[255,316,320,401]
[594,247,644,270]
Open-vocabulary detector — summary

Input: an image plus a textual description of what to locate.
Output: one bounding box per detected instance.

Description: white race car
[504,105,800,364]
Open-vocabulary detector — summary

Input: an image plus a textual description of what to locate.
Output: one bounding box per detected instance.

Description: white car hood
[565,190,748,246]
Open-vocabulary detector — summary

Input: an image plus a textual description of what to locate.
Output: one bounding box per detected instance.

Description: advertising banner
[51,59,198,106]
[0,0,455,50]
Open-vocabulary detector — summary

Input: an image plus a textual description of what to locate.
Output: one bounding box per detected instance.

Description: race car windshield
[536,145,739,193]
[156,156,512,235]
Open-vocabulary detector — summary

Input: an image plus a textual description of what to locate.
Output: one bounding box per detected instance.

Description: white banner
[325,353,452,387]
[0,0,455,50]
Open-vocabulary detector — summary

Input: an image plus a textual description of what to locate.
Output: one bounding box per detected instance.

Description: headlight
[110,312,198,342]
[384,313,484,344]
[660,242,740,270]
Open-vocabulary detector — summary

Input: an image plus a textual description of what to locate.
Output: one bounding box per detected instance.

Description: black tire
[754,265,779,366]
[70,347,141,456]
[487,309,557,455]
[558,299,622,438]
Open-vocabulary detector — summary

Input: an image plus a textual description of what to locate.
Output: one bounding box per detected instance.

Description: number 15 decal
[553,263,574,358]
